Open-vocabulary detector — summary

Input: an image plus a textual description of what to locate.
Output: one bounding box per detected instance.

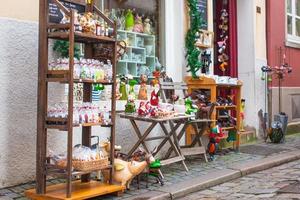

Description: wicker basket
[72,157,109,171]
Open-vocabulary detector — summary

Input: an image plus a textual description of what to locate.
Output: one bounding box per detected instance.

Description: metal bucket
[274,114,288,143]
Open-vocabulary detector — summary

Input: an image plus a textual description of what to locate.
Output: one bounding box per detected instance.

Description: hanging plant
[53,40,81,59]
[186,0,206,78]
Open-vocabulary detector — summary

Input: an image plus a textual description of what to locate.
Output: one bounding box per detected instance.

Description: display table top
[118,113,193,122]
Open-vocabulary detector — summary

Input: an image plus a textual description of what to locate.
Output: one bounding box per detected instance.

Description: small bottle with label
[105,23,109,37]
[103,106,110,124]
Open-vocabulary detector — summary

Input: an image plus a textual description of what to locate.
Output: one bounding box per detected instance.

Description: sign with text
[48,0,85,23]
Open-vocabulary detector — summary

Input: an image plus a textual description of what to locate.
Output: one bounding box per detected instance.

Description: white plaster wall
[237,0,267,134]
[164,0,186,82]
[0,17,38,187]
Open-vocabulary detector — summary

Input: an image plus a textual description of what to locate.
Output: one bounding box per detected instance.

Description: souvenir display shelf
[25,0,124,199]
[117,30,156,77]
[185,76,242,149]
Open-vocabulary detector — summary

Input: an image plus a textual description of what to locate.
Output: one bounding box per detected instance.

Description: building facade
[267,0,300,123]
[0,0,268,188]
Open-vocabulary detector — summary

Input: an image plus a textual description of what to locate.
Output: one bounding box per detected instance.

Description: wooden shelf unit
[26,0,124,199]
[185,76,242,149]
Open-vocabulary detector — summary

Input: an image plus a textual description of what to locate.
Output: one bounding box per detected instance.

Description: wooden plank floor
[25,181,125,200]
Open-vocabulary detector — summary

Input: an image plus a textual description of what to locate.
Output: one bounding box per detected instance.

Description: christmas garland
[186,0,206,78]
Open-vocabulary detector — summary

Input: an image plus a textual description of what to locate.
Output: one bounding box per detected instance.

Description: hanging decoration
[217,8,229,72]
[185,0,206,78]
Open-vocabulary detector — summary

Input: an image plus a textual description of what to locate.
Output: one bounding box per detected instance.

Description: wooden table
[119,113,192,172]
[165,119,215,162]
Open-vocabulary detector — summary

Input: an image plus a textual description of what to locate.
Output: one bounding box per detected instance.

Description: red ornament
[150,90,159,106]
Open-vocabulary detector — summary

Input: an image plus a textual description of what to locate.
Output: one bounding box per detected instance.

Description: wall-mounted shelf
[117,30,156,77]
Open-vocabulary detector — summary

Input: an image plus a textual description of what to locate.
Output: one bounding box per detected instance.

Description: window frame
[286,0,300,47]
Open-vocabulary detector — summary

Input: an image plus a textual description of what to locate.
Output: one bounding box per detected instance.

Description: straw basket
[72,157,109,171]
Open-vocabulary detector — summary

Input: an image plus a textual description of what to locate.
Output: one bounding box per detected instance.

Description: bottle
[103,106,110,124]
[105,23,109,37]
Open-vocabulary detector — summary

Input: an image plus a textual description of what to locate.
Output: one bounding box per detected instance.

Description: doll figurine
[133,14,144,33]
[150,84,160,106]
[125,97,136,114]
[143,17,152,34]
[128,78,138,100]
[125,9,135,31]
[138,74,148,100]
[240,99,246,132]
[184,97,198,115]
[119,76,128,100]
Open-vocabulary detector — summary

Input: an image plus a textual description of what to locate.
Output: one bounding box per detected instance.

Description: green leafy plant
[186,0,206,78]
[53,40,81,59]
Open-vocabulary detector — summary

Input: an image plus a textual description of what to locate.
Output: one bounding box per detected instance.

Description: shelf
[118,60,146,64]
[45,118,113,130]
[25,180,125,200]
[48,31,116,44]
[46,70,113,85]
[127,46,144,50]
[216,83,243,88]
[48,23,71,30]
[221,127,236,131]
[215,105,237,110]
[117,30,155,38]
[46,164,112,177]
[37,2,119,199]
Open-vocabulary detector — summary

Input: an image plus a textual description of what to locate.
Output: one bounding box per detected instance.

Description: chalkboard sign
[197,0,208,30]
[48,0,85,23]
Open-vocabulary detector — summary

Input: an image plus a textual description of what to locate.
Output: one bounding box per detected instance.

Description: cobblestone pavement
[180,159,300,200]
[1,133,300,200]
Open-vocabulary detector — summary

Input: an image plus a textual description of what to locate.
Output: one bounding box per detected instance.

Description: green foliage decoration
[53,40,81,59]
[186,0,206,78]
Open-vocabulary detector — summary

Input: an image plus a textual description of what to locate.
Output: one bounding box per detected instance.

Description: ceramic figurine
[208,126,225,161]
[150,84,160,107]
[155,57,162,72]
[207,137,217,161]
[138,101,151,116]
[240,99,246,131]
[184,97,198,115]
[151,67,161,87]
[125,98,136,114]
[125,9,135,31]
[128,78,138,100]
[133,14,144,33]
[119,75,128,100]
[143,17,152,34]
[138,74,148,100]
[102,152,155,190]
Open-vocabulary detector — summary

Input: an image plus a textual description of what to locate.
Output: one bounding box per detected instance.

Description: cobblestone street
[1,133,300,200]
[181,159,300,200]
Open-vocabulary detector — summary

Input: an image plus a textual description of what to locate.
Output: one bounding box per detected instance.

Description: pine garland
[186,0,206,78]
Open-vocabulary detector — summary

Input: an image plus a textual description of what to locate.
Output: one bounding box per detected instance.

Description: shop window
[102,0,160,78]
[286,0,300,45]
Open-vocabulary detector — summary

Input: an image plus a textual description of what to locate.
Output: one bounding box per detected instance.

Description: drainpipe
[266,0,272,127]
